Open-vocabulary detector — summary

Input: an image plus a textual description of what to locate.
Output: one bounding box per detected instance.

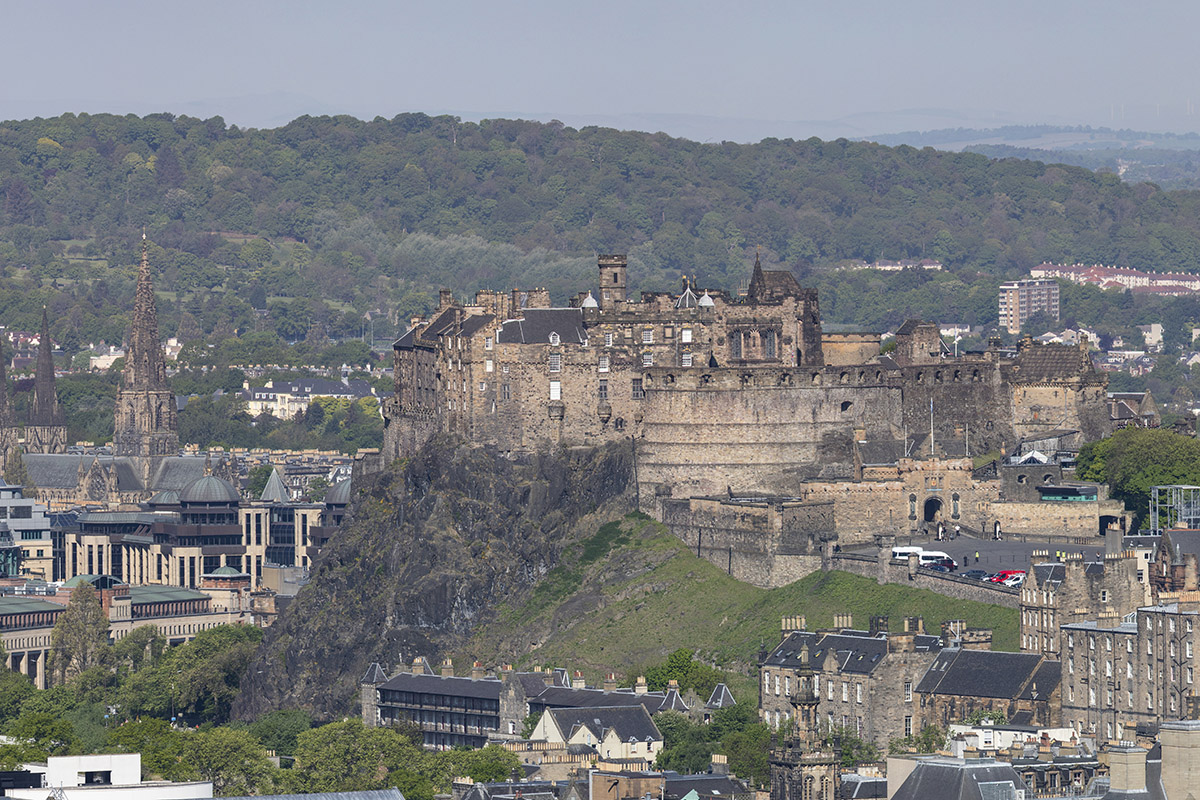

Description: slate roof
[705,684,736,709]
[1019,660,1062,700]
[361,662,388,685]
[530,685,665,714]
[179,475,239,505]
[260,469,290,503]
[148,457,210,491]
[1015,343,1095,381]
[664,773,751,799]
[916,649,1045,699]
[23,453,89,489]
[890,757,1028,800]
[377,671,504,700]
[1031,562,1065,588]
[656,688,689,712]
[547,705,661,743]
[497,308,586,345]
[765,630,941,676]
[393,325,417,349]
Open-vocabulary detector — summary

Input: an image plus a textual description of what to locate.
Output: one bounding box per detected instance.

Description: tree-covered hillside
[6,112,1200,346]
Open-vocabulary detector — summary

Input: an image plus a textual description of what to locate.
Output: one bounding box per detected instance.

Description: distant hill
[8,113,1200,349]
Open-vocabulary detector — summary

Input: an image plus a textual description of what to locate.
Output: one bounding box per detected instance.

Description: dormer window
[549,332,561,346]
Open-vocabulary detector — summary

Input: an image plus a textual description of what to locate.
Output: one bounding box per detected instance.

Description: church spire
[30,306,61,426]
[124,238,167,391]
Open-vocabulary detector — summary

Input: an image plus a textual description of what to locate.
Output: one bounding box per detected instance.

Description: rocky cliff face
[233,436,634,720]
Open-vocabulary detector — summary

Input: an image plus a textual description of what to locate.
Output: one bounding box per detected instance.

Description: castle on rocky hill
[384,254,1111,505]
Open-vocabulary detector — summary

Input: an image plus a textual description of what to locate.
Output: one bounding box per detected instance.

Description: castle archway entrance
[923,497,943,523]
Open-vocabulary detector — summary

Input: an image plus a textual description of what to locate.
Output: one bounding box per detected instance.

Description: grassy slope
[462,514,1018,702]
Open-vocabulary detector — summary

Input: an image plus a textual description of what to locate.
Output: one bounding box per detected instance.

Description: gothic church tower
[113,239,178,483]
[24,307,67,454]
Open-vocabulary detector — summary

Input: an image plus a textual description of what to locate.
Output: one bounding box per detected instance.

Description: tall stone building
[24,307,67,454]
[113,240,179,484]
[383,254,1111,526]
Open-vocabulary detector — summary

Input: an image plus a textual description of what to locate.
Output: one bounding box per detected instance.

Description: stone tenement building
[759,615,945,747]
[384,255,1111,512]
[1060,593,1200,744]
[1019,551,1151,661]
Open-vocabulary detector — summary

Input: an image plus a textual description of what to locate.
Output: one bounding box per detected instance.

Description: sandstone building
[384,256,1109,499]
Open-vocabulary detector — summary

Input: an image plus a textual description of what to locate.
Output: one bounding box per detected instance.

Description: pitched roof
[1014,343,1095,381]
[890,757,1028,800]
[765,630,940,676]
[497,308,586,345]
[377,671,504,700]
[916,649,1045,699]
[222,791,405,800]
[656,688,689,712]
[361,662,388,685]
[547,705,661,743]
[260,469,290,503]
[705,683,736,709]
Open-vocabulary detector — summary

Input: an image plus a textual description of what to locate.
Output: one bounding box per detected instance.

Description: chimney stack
[471,661,485,680]
[572,670,586,689]
[635,675,648,694]
[441,658,454,678]
[603,673,617,692]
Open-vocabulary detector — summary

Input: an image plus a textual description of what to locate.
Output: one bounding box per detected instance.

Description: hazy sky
[4,0,1200,141]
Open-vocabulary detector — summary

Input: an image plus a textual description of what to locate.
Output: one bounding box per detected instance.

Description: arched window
[909,494,917,520]
[952,493,960,518]
[548,332,560,346]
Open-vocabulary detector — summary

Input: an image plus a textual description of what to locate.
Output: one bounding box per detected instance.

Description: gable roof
[765,630,941,676]
[916,649,1045,699]
[497,308,586,345]
[547,705,661,744]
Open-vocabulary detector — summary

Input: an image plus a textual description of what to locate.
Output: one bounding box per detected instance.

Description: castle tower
[24,307,67,454]
[598,254,627,309]
[113,239,179,484]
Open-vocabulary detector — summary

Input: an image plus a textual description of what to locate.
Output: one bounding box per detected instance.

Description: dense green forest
[11,112,1200,350]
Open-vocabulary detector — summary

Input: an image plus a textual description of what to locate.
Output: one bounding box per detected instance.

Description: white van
[919,551,956,569]
[891,546,924,562]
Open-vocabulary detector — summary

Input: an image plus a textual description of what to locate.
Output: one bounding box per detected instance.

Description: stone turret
[113,238,179,484]
[24,306,66,454]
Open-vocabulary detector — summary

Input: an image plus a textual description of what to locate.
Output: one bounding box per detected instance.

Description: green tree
[49,583,110,684]
[0,642,34,725]
[246,465,276,498]
[888,725,947,755]
[825,725,880,769]
[106,718,191,780]
[1078,427,1200,525]
[5,711,78,759]
[248,708,313,758]
[292,719,423,794]
[185,727,276,796]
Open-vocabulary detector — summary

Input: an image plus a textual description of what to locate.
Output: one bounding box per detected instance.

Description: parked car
[989,569,1025,584]
[962,569,990,581]
[1003,573,1026,588]
[923,563,951,572]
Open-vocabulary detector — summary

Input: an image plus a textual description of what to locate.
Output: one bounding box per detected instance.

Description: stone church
[15,241,234,509]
